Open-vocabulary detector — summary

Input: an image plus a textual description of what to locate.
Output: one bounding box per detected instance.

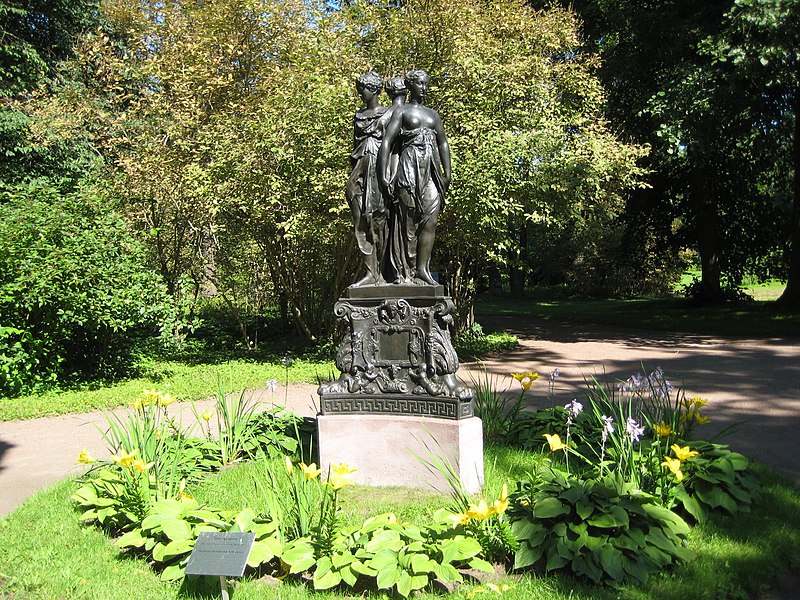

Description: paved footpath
[2,317,799,517]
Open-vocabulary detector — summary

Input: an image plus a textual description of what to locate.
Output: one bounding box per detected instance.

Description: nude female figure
[377,70,451,286]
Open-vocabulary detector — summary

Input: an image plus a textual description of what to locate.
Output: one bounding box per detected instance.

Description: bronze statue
[378,70,451,286]
[347,71,388,286]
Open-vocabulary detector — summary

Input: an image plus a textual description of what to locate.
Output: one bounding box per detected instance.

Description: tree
[354,0,646,325]
[566,0,794,303]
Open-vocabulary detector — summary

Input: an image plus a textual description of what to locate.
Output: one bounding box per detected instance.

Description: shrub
[0,182,172,394]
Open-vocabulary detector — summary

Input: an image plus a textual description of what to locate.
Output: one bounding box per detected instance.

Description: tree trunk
[487,264,502,296]
[510,223,528,298]
[778,86,800,306]
[695,166,723,303]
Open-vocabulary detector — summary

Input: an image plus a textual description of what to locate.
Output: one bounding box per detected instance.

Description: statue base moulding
[317,284,482,490]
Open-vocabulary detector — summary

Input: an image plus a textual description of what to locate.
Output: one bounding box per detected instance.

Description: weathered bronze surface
[320,70,472,419]
[318,289,474,419]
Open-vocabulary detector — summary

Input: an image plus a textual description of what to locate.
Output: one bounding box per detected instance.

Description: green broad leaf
[588,512,621,528]
[332,552,355,569]
[642,544,671,568]
[117,529,147,548]
[141,513,165,532]
[151,499,184,519]
[534,497,569,519]
[694,485,736,513]
[282,539,316,574]
[365,529,403,553]
[727,453,749,471]
[396,571,414,598]
[727,483,753,503]
[679,492,707,524]
[410,553,435,574]
[247,539,278,567]
[79,508,98,521]
[351,559,377,577]
[160,539,194,560]
[160,518,192,541]
[545,546,569,572]
[642,504,690,535]
[410,573,429,591]
[469,557,494,573]
[645,529,678,554]
[432,562,461,583]
[561,486,585,504]
[376,565,402,590]
[598,545,625,581]
[160,564,185,582]
[152,542,168,563]
[622,556,650,586]
[573,554,602,583]
[251,520,280,538]
[340,565,358,587]
[232,508,256,533]
[313,566,342,590]
[369,548,400,572]
[575,496,594,521]
[514,541,543,570]
[510,518,541,541]
[613,533,639,552]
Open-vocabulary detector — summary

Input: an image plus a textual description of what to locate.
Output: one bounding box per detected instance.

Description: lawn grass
[0,358,334,422]
[475,294,800,338]
[2,447,798,600]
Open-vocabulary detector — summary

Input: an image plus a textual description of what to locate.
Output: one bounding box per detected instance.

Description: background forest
[1,0,797,396]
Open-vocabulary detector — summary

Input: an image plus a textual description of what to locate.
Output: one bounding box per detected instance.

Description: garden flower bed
[2,369,798,600]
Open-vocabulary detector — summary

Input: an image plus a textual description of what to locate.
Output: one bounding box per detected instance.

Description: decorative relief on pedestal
[319,293,474,420]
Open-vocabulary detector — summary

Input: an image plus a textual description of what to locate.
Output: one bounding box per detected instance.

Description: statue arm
[434,114,451,192]
[377,109,401,194]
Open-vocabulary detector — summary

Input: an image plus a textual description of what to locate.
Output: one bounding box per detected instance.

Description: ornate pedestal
[317,285,481,491]
[318,285,474,419]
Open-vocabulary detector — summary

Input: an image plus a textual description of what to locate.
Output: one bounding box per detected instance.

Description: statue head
[384,76,407,99]
[356,71,383,94]
[404,69,429,87]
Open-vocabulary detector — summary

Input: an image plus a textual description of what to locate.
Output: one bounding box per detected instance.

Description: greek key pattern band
[322,395,473,420]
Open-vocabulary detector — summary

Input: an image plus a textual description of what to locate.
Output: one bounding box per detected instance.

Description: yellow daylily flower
[284,456,294,475]
[543,433,567,452]
[653,422,673,437]
[157,393,176,407]
[662,457,684,481]
[141,389,160,405]
[466,500,495,520]
[201,410,214,422]
[131,458,152,473]
[691,397,708,409]
[694,413,710,425]
[512,371,539,390]
[445,512,471,528]
[329,463,357,490]
[111,449,138,469]
[671,444,700,461]
[77,448,96,464]
[300,462,322,480]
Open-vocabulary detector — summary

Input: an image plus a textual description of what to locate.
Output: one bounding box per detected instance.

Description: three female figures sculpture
[346,70,451,287]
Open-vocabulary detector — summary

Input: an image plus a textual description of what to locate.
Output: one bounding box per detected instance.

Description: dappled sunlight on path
[461,316,800,485]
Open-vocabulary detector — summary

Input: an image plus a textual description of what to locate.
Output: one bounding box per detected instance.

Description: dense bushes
[0,182,172,394]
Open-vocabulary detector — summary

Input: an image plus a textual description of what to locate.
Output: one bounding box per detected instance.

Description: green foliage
[509,469,693,586]
[470,369,526,441]
[0,182,173,394]
[117,499,282,582]
[454,324,519,359]
[669,441,762,524]
[282,511,490,597]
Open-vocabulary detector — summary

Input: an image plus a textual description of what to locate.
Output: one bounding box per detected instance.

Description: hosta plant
[281,511,492,597]
[508,468,693,587]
